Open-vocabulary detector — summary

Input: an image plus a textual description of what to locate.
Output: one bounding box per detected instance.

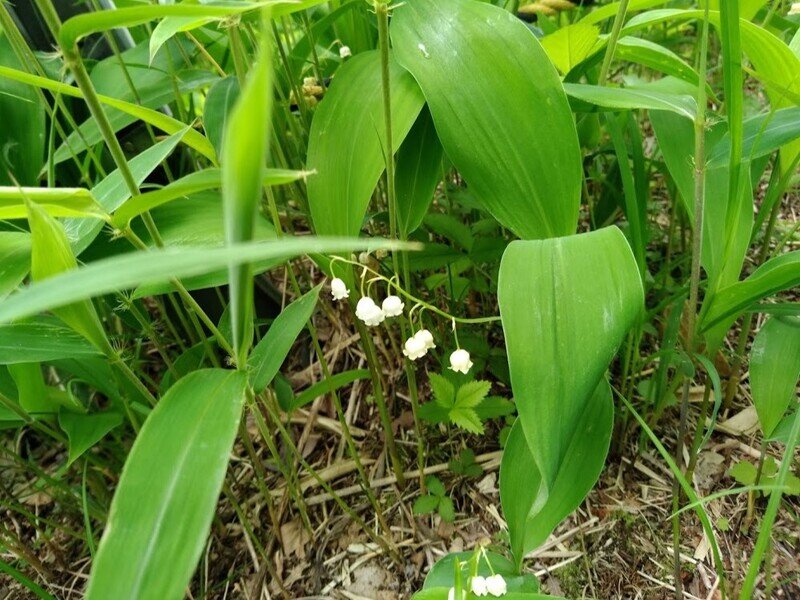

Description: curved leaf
[203,76,240,158]
[497,227,643,563]
[85,369,247,600]
[0,187,105,220]
[750,316,800,438]
[565,83,697,119]
[500,379,613,566]
[306,50,425,236]
[395,107,444,237]
[0,233,31,300]
[392,0,582,240]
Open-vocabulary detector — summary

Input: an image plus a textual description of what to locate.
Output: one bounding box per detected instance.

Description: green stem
[597,0,631,85]
[671,3,711,597]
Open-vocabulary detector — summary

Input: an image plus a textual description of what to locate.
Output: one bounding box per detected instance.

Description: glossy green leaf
[565,83,697,119]
[579,0,669,25]
[392,0,581,240]
[0,237,411,325]
[27,202,110,353]
[112,167,306,228]
[222,23,273,365]
[422,551,539,592]
[700,251,800,332]
[0,232,30,300]
[0,66,216,164]
[203,76,240,158]
[395,107,444,237]
[540,22,600,75]
[749,316,800,438]
[85,369,247,600]
[306,50,425,236]
[0,33,44,186]
[497,227,643,563]
[131,193,280,297]
[59,409,124,467]
[0,319,103,364]
[0,187,105,220]
[249,285,321,393]
[500,380,612,566]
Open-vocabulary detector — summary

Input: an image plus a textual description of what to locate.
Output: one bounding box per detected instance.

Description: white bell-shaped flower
[485,574,507,597]
[355,297,385,327]
[330,278,349,301]
[403,334,428,360]
[449,349,473,374]
[471,575,489,596]
[790,2,800,15]
[381,295,404,317]
[416,329,435,350]
[339,45,352,58]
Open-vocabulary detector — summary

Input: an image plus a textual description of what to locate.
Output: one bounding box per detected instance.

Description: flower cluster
[447,574,507,599]
[329,277,473,374]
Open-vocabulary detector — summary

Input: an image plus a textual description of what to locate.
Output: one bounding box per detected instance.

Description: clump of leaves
[413,476,455,523]
[418,374,514,434]
[728,458,800,497]
[449,448,483,478]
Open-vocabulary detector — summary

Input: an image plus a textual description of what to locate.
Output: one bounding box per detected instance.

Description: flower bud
[485,574,507,597]
[471,575,488,596]
[355,297,385,327]
[402,334,428,360]
[381,295,404,317]
[330,278,349,301]
[449,349,473,374]
[416,329,435,350]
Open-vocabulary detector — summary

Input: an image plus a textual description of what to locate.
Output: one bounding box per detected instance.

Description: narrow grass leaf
[0,238,412,324]
[0,320,103,364]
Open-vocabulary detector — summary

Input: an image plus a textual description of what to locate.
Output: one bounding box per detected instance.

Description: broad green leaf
[422,551,539,592]
[306,50,425,236]
[579,0,669,24]
[392,0,581,240]
[203,76,240,158]
[749,316,800,438]
[395,107,444,237]
[500,380,612,566]
[286,369,371,412]
[249,285,321,393]
[540,22,600,75]
[0,319,103,364]
[0,237,411,324]
[59,409,124,467]
[565,83,697,119]
[0,66,216,164]
[0,187,106,220]
[413,590,558,600]
[112,167,307,228]
[497,227,642,563]
[700,251,800,332]
[131,193,280,297]
[7,363,57,416]
[0,232,30,300]
[85,369,247,600]
[65,128,189,255]
[222,24,273,365]
[0,33,44,186]
[27,202,111,353]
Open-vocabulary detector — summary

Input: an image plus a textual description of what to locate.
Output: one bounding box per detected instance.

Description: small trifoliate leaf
[413,494,440,515]
[438,496,456,522]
